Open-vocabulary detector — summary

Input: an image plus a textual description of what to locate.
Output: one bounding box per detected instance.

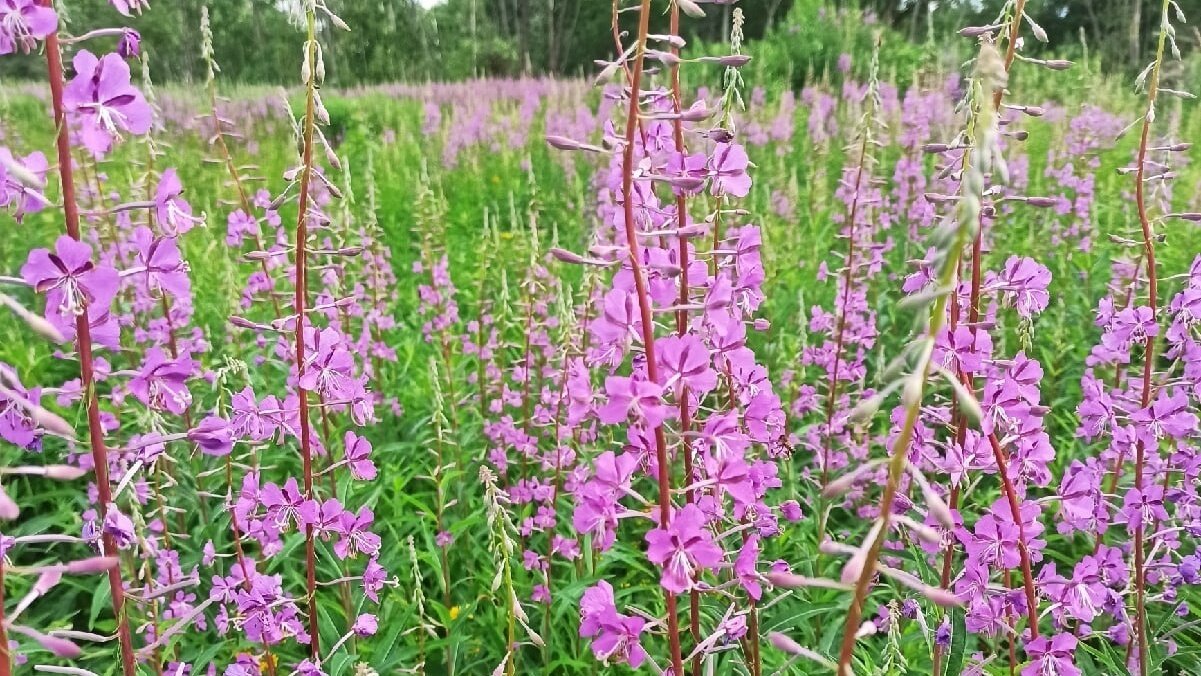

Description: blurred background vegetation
[1,0,1198,86]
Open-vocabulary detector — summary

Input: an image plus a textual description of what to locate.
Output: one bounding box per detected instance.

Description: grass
[0,50,1199,674]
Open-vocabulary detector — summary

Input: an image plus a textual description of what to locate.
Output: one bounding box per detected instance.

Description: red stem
[1130,41,1163,676]
[820,139,870,487]
[0,563,9,676]
[620,3,684,673]
[40,15,138,676]
[665,3,704,671]
[295,34,321,660]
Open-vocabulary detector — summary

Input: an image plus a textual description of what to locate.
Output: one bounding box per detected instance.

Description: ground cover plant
[0,0,1198,675]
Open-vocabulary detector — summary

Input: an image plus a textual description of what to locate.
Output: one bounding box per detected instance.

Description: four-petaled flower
[645,504,723,594]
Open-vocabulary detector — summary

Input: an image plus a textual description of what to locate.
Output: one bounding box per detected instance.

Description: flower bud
[958,24,1003,38]
[64,556,120,574]
[768,631,804,654]
[717,54,752,68]
[188,416,234,457]
[44,465,88,481]
[0,485,18,520]
[31,405,74,439]
[118,29,141,59]
[678,0,706,18]
[846,393,883,426]
[1023,196,1058,208]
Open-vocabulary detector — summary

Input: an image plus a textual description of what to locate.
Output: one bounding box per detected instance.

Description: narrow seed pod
[822,459,884,499]
[767,632,838,670]
[765,571,853,591]
[906,464,956,529]
[64,557,120,574]
[43,465,88,481]
[677,0,706,18]
[0,484,18,519]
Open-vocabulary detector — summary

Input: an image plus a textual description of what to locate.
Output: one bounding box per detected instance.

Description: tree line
[0,1,1191,86]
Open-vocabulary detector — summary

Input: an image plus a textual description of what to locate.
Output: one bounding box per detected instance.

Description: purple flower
[333,506,380,559]
[343,431,376,480]
[188,416,234,456]
[108,0,148,17]
[645,504,723,594]
[116,28,140,58]
[128,347,194,415]
[21,235,119,319]
[734,534,762,600]
[996,256,1051,318]
[352,613,378,637]
[362,558,387,602]
[260,478,312,532]
[63,50,152,157]
[102,505,135,549]
[0,0,56,55]
[658,334,719,396]
[596,375,668,429]
[709,142,752,197]
[132,226,190,299]
[0,148,49,220]
[579,581,648,668]
[779,500,804,521]
[293,661,326,676]
[298,326,355,398]
[155,169,205,234]
[1117,486,1169,534]
[1021,633,1081,676]
[1130,388,1197,445]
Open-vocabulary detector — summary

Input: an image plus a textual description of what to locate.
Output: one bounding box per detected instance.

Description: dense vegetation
[0,1,1199,675]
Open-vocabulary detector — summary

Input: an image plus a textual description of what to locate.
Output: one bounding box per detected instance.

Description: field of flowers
[0,1,1199,675]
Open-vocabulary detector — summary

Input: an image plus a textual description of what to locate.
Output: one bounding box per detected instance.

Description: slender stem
[820,136,870,488]
[0,563,10,676]
[295,7,321,660]
[39,11,137,676]
[1130,4,1171,673]
[836,71,999,674]
[665,2,704,671]
[620,2,684,673]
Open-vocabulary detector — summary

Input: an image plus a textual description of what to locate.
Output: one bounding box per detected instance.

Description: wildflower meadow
[0,0,1199,674]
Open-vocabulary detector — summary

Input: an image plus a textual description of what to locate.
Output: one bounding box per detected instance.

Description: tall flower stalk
[834,41,1009,675]
[293,1,322,658]
[617,2,685,673]
[1127,2,1175,672]
[37,4,137,673]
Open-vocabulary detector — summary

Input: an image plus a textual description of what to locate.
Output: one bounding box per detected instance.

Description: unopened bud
[847,393,883,426]
[958,24,1002,38]
[64,556,120,574]
[44,465,88,481]
[1023,196,1058,208]
[718,54,752,68]
[0,485,18,519]
[678,0,706,18]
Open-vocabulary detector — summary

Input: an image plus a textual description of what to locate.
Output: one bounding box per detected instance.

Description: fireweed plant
[766,3,1201,676]
[545,2,788,673]
[0,0,397,674]
[2,1,1201,675]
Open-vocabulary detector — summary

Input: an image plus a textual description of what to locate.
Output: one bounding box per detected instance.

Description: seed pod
[64,556,120,574]
[0,485,18,519]
[44,465,88,481]
[846,393,884,426]
[678,0,706,18]
[1024,13,1049,42]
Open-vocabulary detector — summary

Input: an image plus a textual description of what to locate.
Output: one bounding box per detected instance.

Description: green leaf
[89,579,112,629]
[942,605,965,676]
